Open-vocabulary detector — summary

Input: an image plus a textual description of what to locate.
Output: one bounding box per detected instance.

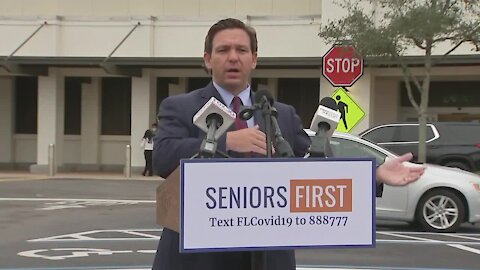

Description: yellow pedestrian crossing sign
[331,87,365,133]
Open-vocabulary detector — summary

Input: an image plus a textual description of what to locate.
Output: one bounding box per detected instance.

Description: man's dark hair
[204,18,258,54]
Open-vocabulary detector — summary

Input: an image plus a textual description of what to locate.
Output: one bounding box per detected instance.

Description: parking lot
[1,176,479,270]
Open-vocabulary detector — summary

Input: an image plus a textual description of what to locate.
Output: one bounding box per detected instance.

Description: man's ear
[251,52,258,69]
[203,52,212,70]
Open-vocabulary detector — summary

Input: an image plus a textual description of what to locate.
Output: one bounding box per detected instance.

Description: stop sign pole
[322,45,364,87]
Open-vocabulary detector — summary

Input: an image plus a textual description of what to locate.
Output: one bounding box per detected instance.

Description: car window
[393,125,436,142]
[394,126,418,142]
[364,125,436,143]
[426,126,435,140]
[330,137,386,164]
[439,124,480,143]
[362,126,396,143]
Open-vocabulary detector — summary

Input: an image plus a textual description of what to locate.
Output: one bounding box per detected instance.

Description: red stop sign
[322,45,363,87]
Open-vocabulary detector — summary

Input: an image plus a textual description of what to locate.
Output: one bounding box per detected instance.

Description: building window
[64,77,82,135]
[401,81,480,107]
[15,76,37,134]
[101,78,131,135]
[188,77,211,92]
[277,78,319,128]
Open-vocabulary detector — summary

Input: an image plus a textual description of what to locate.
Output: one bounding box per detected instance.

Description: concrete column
[31,69,65,173]
[131,69,157,170]
[0,77,14,167]
[80,77,101,170]
[373,77,400,125]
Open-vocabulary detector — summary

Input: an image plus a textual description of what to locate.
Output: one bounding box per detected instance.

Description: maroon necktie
[232,96,248,130]
[231,96,252,157]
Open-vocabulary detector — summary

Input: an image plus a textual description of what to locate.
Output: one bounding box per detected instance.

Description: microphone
[309,97,341,138]
[193,97,236,140]
[254,90,294,158]
[237,90,272,121]
[193,97,236,158]
[254,89,274,106]
[307,97,341,158]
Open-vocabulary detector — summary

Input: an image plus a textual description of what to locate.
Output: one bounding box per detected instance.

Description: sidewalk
[0,170,163,182]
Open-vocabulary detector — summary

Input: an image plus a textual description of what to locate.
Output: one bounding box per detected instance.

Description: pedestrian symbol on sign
[335,95,349,130]
[331,87,365,133]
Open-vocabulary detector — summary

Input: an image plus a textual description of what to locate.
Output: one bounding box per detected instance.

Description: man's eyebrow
[213,44,250,52]
[214,44,230,49]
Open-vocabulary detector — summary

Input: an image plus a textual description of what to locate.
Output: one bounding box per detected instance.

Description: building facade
[0,0,479,172]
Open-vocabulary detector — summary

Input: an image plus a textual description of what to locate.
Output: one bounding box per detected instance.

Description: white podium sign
[180,158,376,252]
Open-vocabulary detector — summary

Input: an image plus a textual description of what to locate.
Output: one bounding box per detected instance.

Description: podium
[156,157,376,253]
[156,166,181,232]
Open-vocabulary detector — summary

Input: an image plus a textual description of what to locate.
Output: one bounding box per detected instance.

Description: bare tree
[319,0,480,162]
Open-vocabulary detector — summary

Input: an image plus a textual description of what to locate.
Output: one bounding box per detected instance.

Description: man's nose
[227,49,239,61]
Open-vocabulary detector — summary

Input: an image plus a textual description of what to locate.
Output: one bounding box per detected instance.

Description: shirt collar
[213,81,252,108]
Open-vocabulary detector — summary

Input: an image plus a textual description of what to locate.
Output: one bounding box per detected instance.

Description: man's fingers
[403,171,424,185]
[397,152,414,163]
[251,144,267,155]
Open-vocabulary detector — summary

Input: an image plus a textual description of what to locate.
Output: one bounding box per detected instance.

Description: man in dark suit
[152,18,309,270]
[152,18,425,270]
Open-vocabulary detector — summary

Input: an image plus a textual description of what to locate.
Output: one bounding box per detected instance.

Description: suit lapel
[198,85,273,158]
[200,81,224,105]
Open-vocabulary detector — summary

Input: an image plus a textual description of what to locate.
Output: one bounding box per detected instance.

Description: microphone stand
[191,115,230,159]
[240,103,293,158]
[270,108,294,157]
[261,97,274,158]
[240,97,295,269]
[254,97,272,270]
[308,122,334,158]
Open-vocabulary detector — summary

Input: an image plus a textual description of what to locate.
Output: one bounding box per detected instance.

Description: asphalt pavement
[1,170,480,270]
[0,170,162,182]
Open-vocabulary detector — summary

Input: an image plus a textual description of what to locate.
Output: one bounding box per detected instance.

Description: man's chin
[219,80,248,92]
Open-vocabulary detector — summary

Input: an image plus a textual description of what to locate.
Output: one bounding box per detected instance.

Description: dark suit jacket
[152,82,311,270]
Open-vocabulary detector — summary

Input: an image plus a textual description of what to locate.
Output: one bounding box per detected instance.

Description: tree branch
[444,40,466,55]
[433,35,459,43]
[408,36,427,50]
[392,50,421,111]
[442,0,455,14]
[443,22,480,56]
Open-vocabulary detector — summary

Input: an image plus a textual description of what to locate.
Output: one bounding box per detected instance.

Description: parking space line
[377,232,442,243]
[29,229,163,242]
[379,231,480,255]
[448,244,480,255]
[116,230,160,239]
[447,234,480,241]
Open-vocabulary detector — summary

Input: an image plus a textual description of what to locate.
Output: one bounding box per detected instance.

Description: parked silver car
[306,130,480,233]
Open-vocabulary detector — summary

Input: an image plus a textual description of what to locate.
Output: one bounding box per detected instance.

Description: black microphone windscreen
[254,89,274,105]
[319,97,338,111]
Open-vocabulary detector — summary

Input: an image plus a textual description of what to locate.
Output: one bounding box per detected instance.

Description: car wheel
[415,189,465,233]
[443,161,470,171]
